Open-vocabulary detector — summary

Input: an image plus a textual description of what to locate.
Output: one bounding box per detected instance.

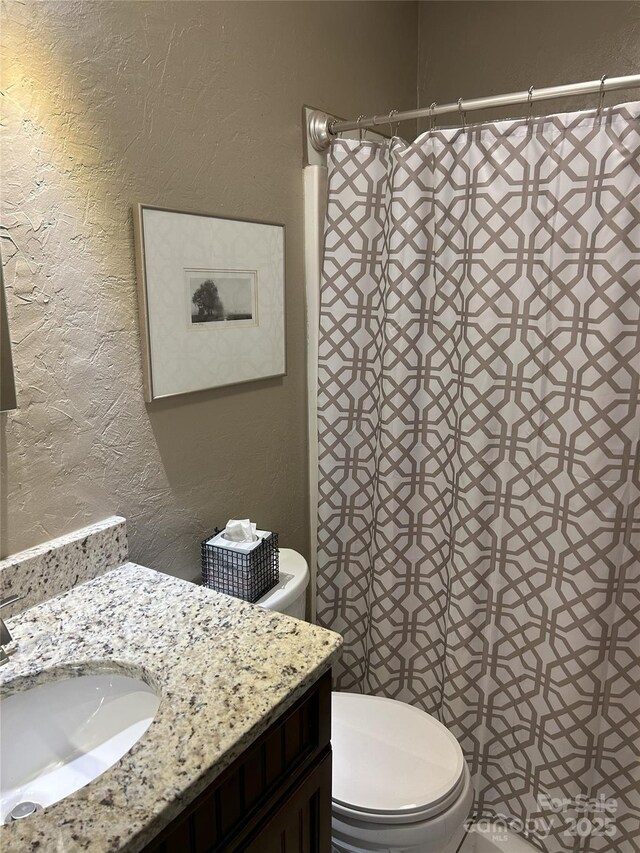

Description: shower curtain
[316,102,639,853]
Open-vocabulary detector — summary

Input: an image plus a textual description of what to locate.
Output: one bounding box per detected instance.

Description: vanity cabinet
[143,670,332,853]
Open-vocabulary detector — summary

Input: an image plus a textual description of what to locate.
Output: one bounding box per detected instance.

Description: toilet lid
[331,692,465,819]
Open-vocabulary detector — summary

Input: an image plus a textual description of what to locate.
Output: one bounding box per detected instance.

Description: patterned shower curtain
[316,102,639,853]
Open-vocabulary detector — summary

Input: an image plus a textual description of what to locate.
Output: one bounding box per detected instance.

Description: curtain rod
[308,74,640,151]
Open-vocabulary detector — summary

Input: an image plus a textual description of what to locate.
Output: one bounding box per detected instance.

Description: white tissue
[206,520,270,554]
[223,519,256,543]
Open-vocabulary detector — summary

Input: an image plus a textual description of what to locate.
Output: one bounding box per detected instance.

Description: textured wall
[418,1,640,125]
[0,1,418,576]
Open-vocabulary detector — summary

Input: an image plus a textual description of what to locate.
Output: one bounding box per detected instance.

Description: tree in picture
[192,279,224,322]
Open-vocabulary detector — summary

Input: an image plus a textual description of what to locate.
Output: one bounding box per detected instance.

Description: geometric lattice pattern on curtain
[316,102,640,852]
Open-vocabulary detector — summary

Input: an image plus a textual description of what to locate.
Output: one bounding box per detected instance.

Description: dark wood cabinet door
[241,751,332,853]
[144,671,332,853]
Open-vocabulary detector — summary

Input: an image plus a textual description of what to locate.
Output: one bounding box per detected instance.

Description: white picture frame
[134,204,286,401]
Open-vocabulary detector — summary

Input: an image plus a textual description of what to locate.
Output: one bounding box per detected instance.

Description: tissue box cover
[201,530,279,603]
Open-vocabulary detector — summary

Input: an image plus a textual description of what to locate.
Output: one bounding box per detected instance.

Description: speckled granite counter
[0,563,342,852]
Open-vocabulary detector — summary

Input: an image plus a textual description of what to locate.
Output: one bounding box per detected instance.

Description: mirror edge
[1,253,18,412]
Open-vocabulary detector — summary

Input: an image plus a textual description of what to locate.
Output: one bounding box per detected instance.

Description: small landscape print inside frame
[186,268,258,328]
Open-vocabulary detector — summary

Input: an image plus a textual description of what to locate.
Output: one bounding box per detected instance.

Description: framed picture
[133,204,285,401]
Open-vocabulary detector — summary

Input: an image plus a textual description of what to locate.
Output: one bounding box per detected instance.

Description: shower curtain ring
[429,102,437,131]
[597,74,608,115]
[457,97,466,131]
[388,109,399,140]
[527,85,535,122]
[356,114,367,141]
[328,118,340,139]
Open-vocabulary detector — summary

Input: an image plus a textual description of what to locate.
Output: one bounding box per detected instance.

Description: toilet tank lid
[254,548,309,611]
[331,692,465,817]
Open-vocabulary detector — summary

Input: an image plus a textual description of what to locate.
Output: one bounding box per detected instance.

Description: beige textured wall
[0,1,418,576]
[418,1,640,126]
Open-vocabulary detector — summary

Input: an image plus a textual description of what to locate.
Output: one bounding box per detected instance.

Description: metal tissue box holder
[201,529,279,603]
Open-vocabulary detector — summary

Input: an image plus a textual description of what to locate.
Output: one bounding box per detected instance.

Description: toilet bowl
[331,692,472,853]
[257,550,472,853]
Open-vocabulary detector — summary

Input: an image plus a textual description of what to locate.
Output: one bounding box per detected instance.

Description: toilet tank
[255,548,309,620]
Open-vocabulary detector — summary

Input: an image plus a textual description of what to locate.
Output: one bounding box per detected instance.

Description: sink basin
[0,668,160,823]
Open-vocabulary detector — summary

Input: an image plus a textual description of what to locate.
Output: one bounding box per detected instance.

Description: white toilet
[257,550,473,853]
[255,548,310,619]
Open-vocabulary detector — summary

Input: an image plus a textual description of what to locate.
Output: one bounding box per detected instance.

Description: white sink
[0,668,160,823]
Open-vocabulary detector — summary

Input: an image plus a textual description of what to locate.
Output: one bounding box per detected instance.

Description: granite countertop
[0,563,342,852]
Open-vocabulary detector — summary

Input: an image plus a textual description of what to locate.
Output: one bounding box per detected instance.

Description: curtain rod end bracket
[309,110,333,152]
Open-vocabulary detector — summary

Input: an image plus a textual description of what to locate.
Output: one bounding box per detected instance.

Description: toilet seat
[331,692,466,826]
[333,770,467,825]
